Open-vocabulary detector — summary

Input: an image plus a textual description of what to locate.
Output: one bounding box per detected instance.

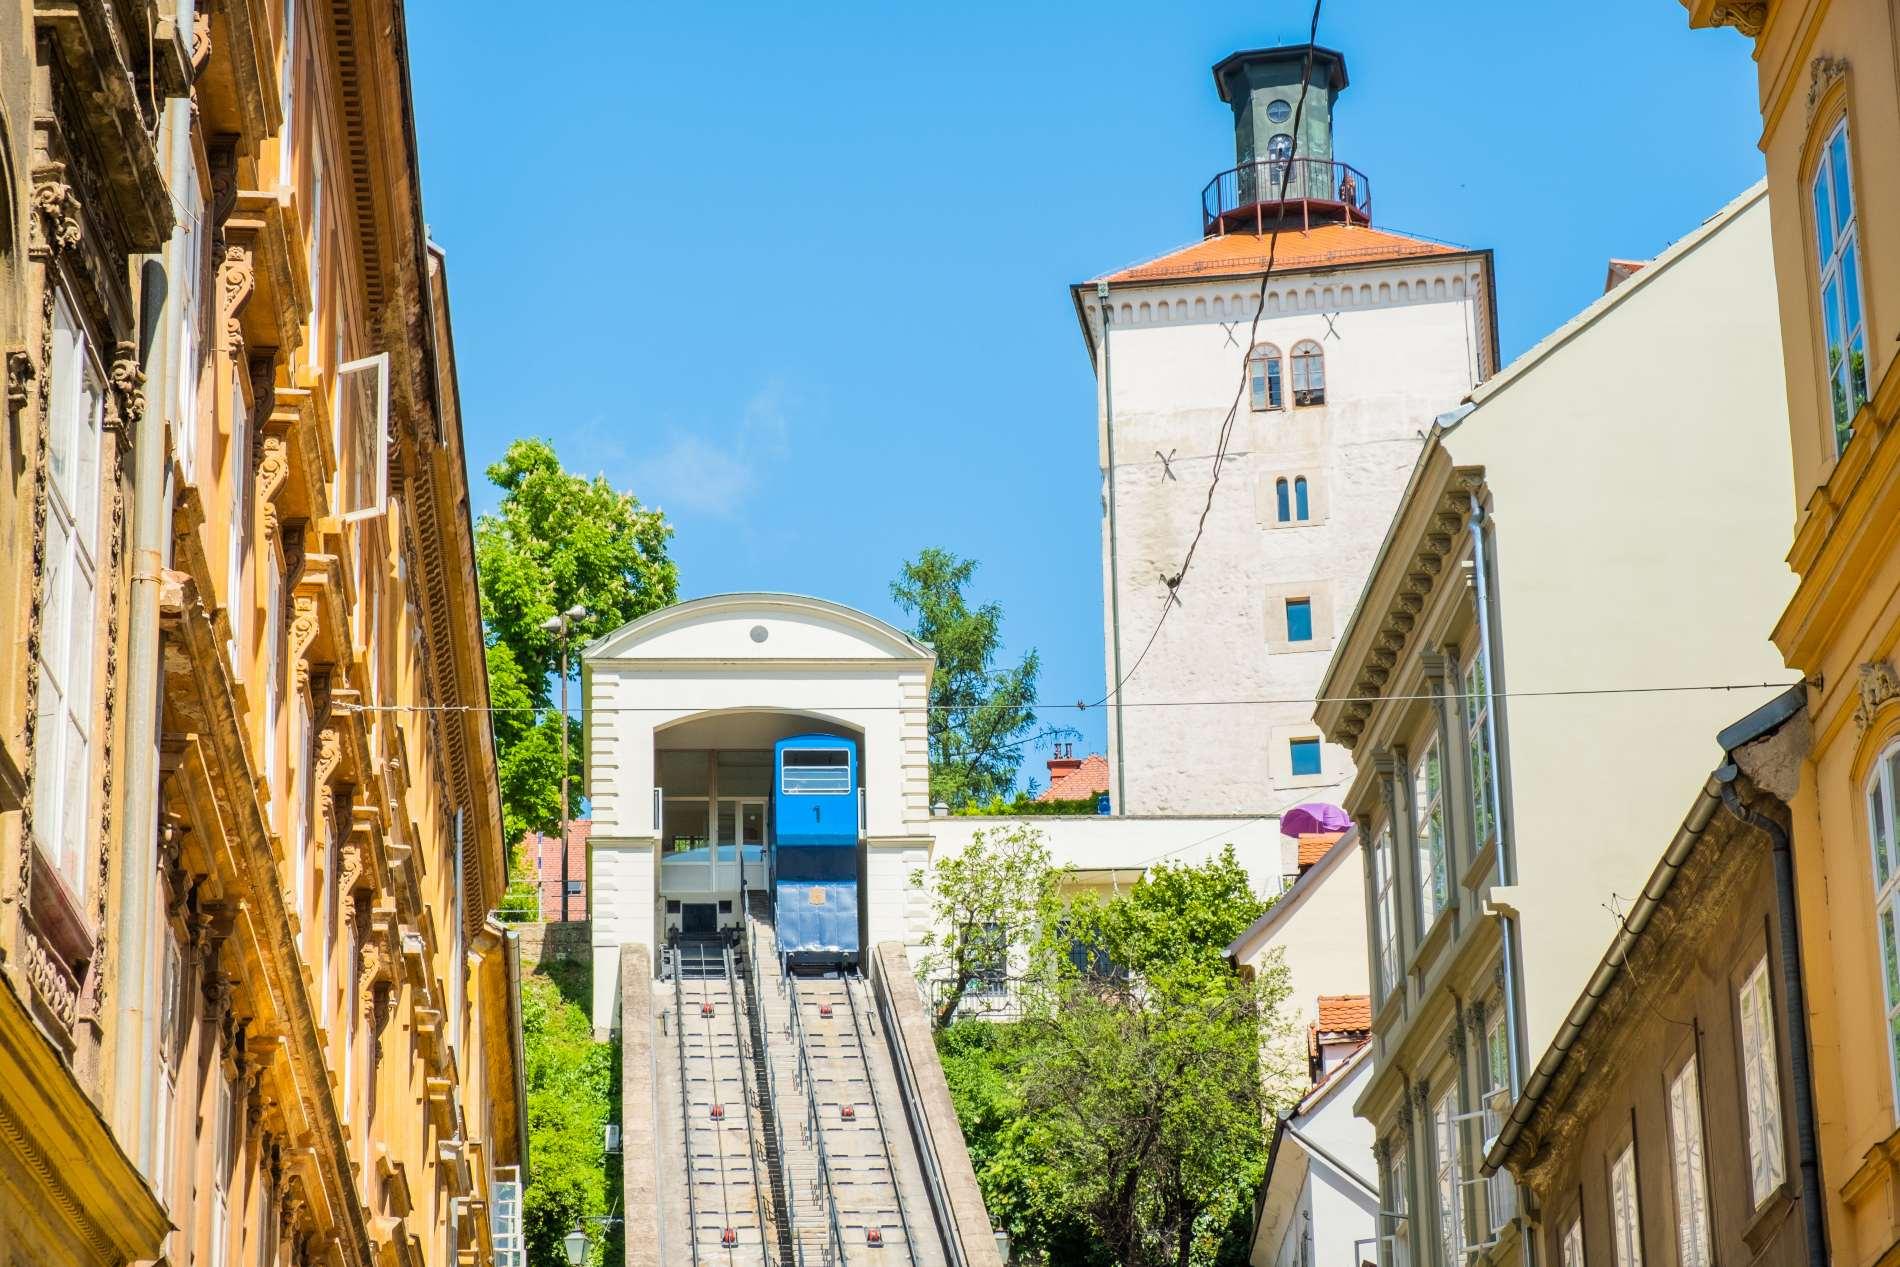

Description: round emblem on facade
[750,624,769,643]
[1266,99,1292,123]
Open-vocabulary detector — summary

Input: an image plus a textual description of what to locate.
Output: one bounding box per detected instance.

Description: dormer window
[1292,340,1326,406]
[1248,343,1283,411]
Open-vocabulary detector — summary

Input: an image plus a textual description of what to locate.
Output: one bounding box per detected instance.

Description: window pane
[66,563,94,717]
[1294,477,1309,520]
[1813,168,1836,263]
[40,519,71,684]
[1874,770,1892,890]
[1881,903,1900,1004]
[1842,240,1865,336]
[1267,357,1282,408]
[49,294,80,507]
[1290,738,1321,776]
[1669,1060,1711,1267]
[32,665,62,859]
[1611,1143,1642,1267]
[1829,129,1853,231]
[73,374,101,557]
[1250,363,1268,411]
[1286,598,1313,642]
[1275,478,1290,521]
[60,714,88,891]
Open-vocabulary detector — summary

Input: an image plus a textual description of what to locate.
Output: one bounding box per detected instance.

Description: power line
[339,679,1801,717]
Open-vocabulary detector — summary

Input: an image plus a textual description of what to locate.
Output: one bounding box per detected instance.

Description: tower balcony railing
[1201,156,1372,236]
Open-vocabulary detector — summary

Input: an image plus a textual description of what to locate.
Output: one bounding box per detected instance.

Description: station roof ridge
[1085,220,1475,288]
[582,590,934,661]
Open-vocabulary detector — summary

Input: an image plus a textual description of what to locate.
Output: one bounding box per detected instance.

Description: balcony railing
[1201,156,1372,236]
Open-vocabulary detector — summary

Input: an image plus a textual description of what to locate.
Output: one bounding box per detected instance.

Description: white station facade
[581,591,1285,1031]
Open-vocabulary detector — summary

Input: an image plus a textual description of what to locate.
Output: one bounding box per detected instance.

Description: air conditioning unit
[604,1124,622,1154]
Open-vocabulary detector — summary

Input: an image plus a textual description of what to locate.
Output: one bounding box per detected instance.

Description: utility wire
[340,679,1802,717]
[1089,0,1326,713]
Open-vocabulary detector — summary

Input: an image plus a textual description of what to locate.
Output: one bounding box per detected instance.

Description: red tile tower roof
[1096,222,1462,285]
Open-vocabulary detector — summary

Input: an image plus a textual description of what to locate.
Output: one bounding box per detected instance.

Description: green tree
[930,846,1291,1267]
[890,548,1051,808]
[911,826,1063,1028]
[1014,847,1291,1267]
[518,963,621,1267]
[476,438,677,866]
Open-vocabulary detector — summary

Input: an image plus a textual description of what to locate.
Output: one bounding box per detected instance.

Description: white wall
[1451,187,1796,1059]
[1253,1054,1378,1267]
[1080,258,1490,817]
[1229,834,1369,1038]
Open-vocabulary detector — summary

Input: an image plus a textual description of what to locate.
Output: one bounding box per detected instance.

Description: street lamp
[541,604,589,922]
[561,1221,587,1267]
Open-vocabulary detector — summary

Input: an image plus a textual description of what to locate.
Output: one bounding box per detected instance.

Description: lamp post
[562,1222,587,1267]
[541,604,589,922]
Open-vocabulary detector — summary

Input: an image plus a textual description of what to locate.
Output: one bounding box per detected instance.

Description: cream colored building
[1313,184,1797,1267]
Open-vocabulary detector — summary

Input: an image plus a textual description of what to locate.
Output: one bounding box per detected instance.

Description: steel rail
[842,978,920,1267]
[786,972,850,1265]
[724,943,776,1265]
[673,959,703,1267]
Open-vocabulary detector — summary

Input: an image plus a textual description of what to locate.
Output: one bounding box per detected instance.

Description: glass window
[1483,1011,1515,1230]
[1290,738,1322,777]
[657,749,711,797]
[715,748,773,797]
[1609,1140,1642,1267]
[1384,1144,1411,1267]
[1433,1087,1465,1264]
[1415,738,1448,927]
[1560,1217,1584,1267]
[1464,653,1496,848]
[33,289,103,900]
[1866,743,1900,1115]
[1275,478,1291,522]
[1294,476,1309,521]
[1812,119,1868,453]
[1739,955,1787,1205]
[780,747,852,794]
[1248,344,1283,411]
[1371,826,1398,996]
[1667,1056,1713,1267]
[1286,598,1314,642]
[1291,340,1326,406]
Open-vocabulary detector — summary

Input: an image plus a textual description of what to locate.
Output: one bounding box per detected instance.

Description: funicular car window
[781,749,852,794]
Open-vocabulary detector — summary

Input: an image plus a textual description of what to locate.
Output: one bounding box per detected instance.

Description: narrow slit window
[1275,478,1291,522]
[1415,737,1447,925]
[1294,476,1310,520]
[1667,1056,1713,1267]
[1738,956,1787,1205]
[1609,1140,1642,1267]
[1248,343,1283,411]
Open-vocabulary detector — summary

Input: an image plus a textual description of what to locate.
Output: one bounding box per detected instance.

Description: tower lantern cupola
[1203,45,1369,236]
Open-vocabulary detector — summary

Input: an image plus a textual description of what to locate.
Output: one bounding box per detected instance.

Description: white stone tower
[1072,44,1498,817]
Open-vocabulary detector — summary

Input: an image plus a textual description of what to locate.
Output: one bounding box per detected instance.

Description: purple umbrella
[1280,802,1351,838]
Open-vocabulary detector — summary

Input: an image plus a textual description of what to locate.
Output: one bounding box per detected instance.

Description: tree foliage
[475,437,677,853]
[911,826,1063,1028]
[933,847,1294,1267]
[891,548,1051,808]
[519,963,621,1267]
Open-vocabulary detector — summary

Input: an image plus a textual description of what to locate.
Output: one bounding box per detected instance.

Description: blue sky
[407,1,1762,785]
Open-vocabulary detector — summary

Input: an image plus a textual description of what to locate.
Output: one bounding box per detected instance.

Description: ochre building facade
[1680,3,1900,1263]
[0,3,525,1266]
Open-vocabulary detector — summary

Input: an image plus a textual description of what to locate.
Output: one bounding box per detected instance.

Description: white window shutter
[336,352,390,521]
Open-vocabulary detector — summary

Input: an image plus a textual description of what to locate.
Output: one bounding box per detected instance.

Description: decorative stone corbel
[1711,3,1766,37]
[31,174,81,253]
[107,341,146,433]
[7,347,35,412]
[1856,660,1899,732]
[1444,1020,1467,1060]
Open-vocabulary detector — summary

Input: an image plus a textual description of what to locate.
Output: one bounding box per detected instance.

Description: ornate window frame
[1862,736,1900,1120]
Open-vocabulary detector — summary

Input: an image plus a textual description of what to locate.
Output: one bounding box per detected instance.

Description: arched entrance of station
[651,709,866,954]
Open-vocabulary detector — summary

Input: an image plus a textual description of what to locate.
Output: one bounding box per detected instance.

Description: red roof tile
[1097,223,1462,285]
[1039,753,1109,802]
[1317,994,1373,1034]
[1297,831,1345,869]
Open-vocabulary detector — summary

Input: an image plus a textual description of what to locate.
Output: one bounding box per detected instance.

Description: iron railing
[1201,156,1371,235]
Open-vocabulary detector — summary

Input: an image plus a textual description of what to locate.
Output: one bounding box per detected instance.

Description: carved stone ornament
[190,10,212,75]
[32,179,81,252]
[1809,55,1850,117]
[6,347,35,411]
[1395,1094,1414,1134]
[1856,660,1900,731]
[1444,1021,1468,1060]
[1710,3,1766,36]
[24,929,79,1028]
[108,341,145,430]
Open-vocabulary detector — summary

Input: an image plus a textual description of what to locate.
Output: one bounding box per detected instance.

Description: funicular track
[673,938,775,1264]
[736,891,926,1267]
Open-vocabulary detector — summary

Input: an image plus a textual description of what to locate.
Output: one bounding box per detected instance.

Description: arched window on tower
[1295,476,1310,520]
[1275,478,1291,522]
[1248,343,1283,411]
[1292,340,1326,405]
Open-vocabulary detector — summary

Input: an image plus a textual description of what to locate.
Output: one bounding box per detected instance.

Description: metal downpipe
[1097,283,1128,813]
[1717,772,1828,1267]
[110,95,184,1161]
